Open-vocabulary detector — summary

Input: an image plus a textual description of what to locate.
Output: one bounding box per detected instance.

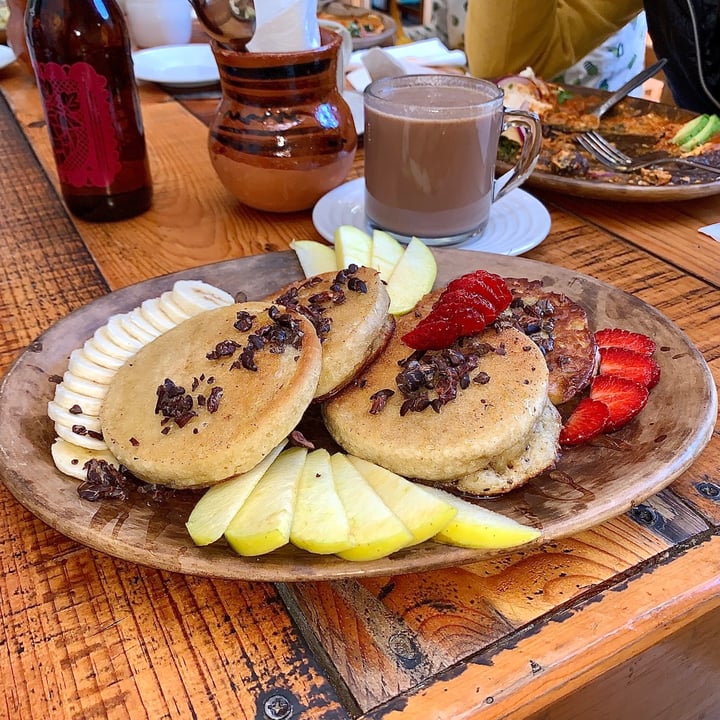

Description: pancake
[499,278,598,405]
[449,400,561,496]
[271,265,394,400]
[322,303,552,483]
[100,302,321,488]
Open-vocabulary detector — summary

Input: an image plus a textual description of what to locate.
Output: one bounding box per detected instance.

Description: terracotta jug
[208,29,358,213]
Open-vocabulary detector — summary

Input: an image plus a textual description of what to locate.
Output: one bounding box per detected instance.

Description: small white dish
[342,90,364,136]
[0,45,17,72]
[312,178,551,255]
[132,43,219,88]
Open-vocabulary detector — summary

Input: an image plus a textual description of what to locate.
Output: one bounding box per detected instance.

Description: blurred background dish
[132,43,219,88]
[317,1,396,50]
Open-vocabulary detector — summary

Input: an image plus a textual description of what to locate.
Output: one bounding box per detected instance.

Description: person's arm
[465,0,642,79]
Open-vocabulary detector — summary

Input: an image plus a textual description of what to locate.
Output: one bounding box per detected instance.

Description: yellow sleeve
[465,0,643,80]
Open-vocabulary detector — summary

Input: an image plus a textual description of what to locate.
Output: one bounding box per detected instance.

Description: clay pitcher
[208,29,358,213]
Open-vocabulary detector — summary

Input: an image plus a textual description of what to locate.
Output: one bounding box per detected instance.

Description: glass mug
[363,74,542,246]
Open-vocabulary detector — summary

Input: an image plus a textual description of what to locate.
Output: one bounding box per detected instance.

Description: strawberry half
[401,318,464,351]
[559,398,610,447]
[589,375,649,432]
[447,270,512,309]
[433,290,497,324]
[595,328,656,356]
[598,347,661,389]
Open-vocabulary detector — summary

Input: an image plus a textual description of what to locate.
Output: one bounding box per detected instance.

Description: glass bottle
[25,0,152,222]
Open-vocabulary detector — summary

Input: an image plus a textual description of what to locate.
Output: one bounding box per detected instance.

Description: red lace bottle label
[36,61,122,188]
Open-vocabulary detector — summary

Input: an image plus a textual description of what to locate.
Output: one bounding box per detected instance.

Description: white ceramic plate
[312,178,551,255]
[0,45,17,72]
[132,43,219,88]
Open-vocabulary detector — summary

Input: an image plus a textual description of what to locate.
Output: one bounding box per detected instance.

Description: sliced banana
[91,325,134,360]
[140,297,177,333]
[119,311,157,344]
[82,338,128,371]
[172,279,235,315]
[48,400,102,434]
[61,370,109,400]
[51,438,119,481]
[67,349,115,385]
[159,291,192,324]
[105,314,146,353]
[127,307,163,340]
[53,383,103,416]
[54,422,109,451]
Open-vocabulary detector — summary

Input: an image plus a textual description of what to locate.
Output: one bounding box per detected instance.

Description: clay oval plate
[0,249,716,582]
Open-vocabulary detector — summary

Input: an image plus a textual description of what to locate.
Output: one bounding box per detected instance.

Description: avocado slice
[679,114,720,151]
[671,114,709,146]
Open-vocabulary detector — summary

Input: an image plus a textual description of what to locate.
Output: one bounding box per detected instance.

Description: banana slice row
[49,280,235,467]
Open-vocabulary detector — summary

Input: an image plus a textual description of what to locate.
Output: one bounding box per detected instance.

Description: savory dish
[498,72,720,188]
[317,6,386,40]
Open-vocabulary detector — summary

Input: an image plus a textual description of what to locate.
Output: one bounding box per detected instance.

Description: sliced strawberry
[559,398,610,447]
[430,302,490,334]
[447,270,512,309]
[589,375,649,432]
[598,347,661,389]
[402,318,464,350]
[595,328,656,356]
[432,290,497,324]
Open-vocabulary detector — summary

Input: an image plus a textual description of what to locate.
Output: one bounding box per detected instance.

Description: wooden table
[1,59,719,720]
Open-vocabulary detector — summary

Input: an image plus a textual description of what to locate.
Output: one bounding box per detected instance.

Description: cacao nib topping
[206,340,240,360]
[234,310,255,332]
[69,404,83,415]
[49,374,63,384]
[373,345,491,416]
[87,430,104,441]
[495,292,558,357]
[130,437,140,447]
[206,386,223,413]
[473,371,491,384]
[72,425,87,436]
[369,388,395,414]
[233,346,258,371]
[289,430,315,449]
[78,459,180,503]
[347,276,368,294]
[299,275,324,289]
[155,378,197,430]
[197,394,206,406]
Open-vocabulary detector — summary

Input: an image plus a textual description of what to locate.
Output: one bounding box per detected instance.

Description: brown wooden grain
[1,61,719,720]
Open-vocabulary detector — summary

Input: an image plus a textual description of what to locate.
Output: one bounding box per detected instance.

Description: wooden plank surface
[1,59,719,720]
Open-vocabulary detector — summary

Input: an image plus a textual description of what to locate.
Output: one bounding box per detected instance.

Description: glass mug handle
[493,109,542,202]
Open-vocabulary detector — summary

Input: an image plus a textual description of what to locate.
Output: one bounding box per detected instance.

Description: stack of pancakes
[100,266,594,495]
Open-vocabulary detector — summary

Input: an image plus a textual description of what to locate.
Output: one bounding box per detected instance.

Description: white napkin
[247,0,320,53]
[346,39,467,92]
[698,223,720,242]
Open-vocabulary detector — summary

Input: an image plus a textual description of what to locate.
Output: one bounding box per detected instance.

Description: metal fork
[576,130,720,175]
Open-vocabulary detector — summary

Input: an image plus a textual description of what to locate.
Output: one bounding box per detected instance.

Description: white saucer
[312,178,551,255]
[0,45,17,72]
[132,44,219,88]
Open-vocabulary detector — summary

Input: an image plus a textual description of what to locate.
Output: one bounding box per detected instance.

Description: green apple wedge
[385,237,437,316]
[290,448,353,554]
[224,447,308,556]
[185,441,287,546]
[346,455,457,544]
[421,485,542,549]
[331,453,413,561]
[334,225,372,269]
[290,240,338,276]
[370,229,404,282]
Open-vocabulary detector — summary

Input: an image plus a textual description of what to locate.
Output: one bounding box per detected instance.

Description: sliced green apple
[290,239,338,276]
[421,485,542,549]
[185,441,286,546]
[347,455,456,544]
[290,448,352,554]
[224,447,308,556]
[331,453,413,561]
[385,237,438,316]
[334,225,372,269]
[370,229,405,282]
